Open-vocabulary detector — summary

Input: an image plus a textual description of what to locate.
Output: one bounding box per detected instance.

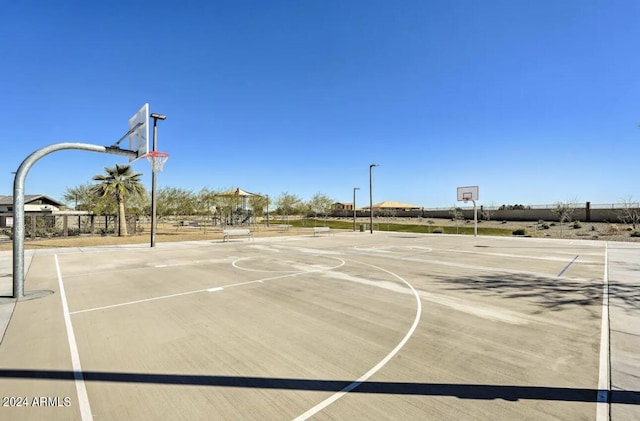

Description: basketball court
[0,231,638,420]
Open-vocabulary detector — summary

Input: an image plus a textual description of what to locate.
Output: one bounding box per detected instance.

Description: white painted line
[71,258,346,315]
[293,259,422,420]
[596,243,610,421]
[207,287,224,292]
[70,288,212,315]
[55,255,93,421]
[231,256,346,275]
[231,257,297,273]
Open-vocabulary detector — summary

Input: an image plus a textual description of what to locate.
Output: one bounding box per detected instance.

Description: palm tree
[92,164,146,236]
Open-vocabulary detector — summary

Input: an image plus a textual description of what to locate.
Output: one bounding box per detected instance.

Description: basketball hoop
[144,151,169,172]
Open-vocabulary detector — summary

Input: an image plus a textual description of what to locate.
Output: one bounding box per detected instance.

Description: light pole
[266,195,270,227]
[150,112,166,247]
[353,187,359,231]
[369,164,379,234]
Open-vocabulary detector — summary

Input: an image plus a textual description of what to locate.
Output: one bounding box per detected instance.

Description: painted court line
[293,258,422,420]
[69,288,214,315]
[596,243,610,421]
[70,259,346,315]
[55,255,93,421]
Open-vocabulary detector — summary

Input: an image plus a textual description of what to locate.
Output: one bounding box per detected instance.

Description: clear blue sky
[1,0,638,208]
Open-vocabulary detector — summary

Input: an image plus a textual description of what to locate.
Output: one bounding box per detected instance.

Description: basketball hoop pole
[13,142,136,298]
[150,113,166,248]
[472,200,477,237]
[458,186,479,238]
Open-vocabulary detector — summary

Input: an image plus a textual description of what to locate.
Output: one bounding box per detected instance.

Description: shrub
[433,228,443,234]
[512,228,527,236]
[591,225,597,231]
[609,224,620,234]
[573,221,582,229]
[550,222,556,226]
[67,228,81,237]
[631,231,640,238]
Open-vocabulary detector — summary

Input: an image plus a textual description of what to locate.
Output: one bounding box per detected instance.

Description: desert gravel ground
[0,217,637,252]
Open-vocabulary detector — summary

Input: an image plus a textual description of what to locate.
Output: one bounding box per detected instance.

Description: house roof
[0,194,64,207]
[217,188,257,197]
[362,201,422,209]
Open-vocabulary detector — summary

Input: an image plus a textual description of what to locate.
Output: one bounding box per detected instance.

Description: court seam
[557,255,579,277]
[54,254,93,421]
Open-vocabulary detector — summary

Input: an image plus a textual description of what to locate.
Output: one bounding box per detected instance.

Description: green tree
[62,183,94,211]
[618,197,640,230]
[196,187,220,229]
[92,164,145,236]
[551,200,576,238]
[308,192,334,224]
[449,206,464,234]
[248,193,268,224]
[276,192,301,224]
[63,183,116,213]
[127,191,150,217]
[156,187,197,220]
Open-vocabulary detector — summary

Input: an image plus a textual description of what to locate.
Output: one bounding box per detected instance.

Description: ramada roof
[217,188,258,197]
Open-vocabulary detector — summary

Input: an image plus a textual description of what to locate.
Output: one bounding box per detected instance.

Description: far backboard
[128,103,149,162]
[457,185,479,202]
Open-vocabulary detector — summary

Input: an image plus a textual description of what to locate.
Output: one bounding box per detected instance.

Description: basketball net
[144,151,169,172]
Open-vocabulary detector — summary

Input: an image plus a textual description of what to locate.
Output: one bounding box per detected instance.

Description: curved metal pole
[13,143,135,298]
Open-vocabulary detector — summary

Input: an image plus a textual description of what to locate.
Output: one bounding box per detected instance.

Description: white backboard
[128,103,149,162]
[457,185,479,202]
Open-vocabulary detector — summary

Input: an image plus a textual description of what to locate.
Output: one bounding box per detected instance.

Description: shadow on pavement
[0,369,638,404]
[433,273,640,311]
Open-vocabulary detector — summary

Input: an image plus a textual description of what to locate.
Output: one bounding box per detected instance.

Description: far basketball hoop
[457,185,479,237]
[144,151,169,172]
[457,186,479,202]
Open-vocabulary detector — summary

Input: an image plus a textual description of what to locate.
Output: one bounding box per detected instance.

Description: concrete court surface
[0,232,637,420]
